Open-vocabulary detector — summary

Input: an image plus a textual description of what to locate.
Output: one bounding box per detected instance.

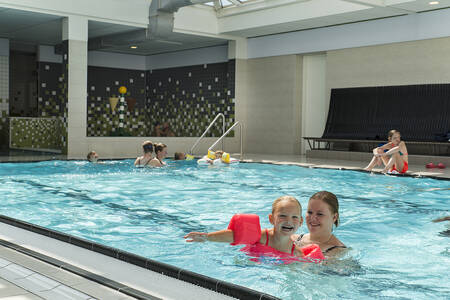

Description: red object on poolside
[437,163,446,169]
[426,163,436,168]
[300,244,326,260]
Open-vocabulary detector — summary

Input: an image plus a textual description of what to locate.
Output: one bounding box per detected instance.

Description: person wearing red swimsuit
[364,129,408,174]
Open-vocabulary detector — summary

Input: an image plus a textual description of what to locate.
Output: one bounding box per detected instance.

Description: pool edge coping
[0,214,280,300]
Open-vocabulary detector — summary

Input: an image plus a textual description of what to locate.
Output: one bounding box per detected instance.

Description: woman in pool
[134,141,153,167]
[364,129,408,174]
[184,196,304,257]
[292,191,346,257]
[149,143,168,167]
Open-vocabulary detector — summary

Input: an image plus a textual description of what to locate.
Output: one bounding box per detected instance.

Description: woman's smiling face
[306,197,336,234]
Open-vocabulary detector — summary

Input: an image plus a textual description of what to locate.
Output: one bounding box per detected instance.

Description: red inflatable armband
[300,244,325,260]
[227,214,261,245]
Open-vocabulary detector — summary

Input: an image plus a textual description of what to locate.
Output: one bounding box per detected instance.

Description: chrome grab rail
[208,121,243,160]
[189,113,225,155]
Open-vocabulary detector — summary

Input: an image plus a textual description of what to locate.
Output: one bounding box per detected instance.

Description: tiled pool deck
[0,152,448,299]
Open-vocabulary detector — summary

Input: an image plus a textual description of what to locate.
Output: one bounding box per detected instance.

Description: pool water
[1,160,449,299]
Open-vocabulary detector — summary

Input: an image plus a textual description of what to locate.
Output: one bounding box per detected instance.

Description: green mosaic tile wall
[146,60,235,137]
[10,117,63,151]
[38,58,235,139]
[87,67,147,136]
[0,97,8,148]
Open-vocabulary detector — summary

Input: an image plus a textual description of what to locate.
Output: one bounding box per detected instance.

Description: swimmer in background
[201,150,224,165]
[184,196,303,256]
[134,141,153,167]
[149,143,168,167]
[364,129,408,174]
[174,152,186,160]
[433,216,450,223]
[292,191,346,257]
[433,216,450,237]
[87,151,102,163]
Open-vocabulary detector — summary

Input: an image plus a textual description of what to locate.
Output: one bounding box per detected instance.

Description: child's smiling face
[270,200,302,236]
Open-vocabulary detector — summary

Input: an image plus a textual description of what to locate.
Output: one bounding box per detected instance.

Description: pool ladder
[189,113,243,160]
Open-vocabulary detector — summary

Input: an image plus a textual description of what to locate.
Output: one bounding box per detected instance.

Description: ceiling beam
[340,0,416,13]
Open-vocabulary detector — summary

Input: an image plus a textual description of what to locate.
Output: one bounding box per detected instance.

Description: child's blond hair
[272,196,302,215]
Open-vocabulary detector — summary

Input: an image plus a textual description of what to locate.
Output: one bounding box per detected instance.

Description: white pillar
[301,54,327,154]
[63,16,88,158]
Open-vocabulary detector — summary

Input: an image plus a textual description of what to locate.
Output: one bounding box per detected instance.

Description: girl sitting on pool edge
[364,129,408,174]
[184,195,327,262]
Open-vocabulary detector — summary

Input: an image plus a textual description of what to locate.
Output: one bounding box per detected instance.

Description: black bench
[303,137,449,156]
[304,83,450,156]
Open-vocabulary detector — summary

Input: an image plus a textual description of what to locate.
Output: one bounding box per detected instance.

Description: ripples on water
[1,160,449,299]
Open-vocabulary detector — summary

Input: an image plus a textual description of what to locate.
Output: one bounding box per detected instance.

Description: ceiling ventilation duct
[88,0,212,50]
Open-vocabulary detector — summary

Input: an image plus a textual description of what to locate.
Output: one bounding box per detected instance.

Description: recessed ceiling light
[130,46,138,49]
[429,1,439,5]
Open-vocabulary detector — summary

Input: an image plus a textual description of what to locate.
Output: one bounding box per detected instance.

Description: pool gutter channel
[0,214,280,300]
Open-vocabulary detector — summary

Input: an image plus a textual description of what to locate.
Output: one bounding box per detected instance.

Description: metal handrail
[189,113,225,155]
[208,121,243,160]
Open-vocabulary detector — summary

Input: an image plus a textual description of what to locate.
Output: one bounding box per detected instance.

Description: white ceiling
[1,0,450,55]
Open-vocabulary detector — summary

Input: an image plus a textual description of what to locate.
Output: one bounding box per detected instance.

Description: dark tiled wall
[0,56,8,148]
[37,59,235,138]
[38,62,64,117]
[87,67,148,137]
[146,60,235,137]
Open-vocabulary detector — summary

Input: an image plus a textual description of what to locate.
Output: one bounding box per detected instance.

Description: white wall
[301,54,326,154]
[82,136,240,159]
[37,45,62,63]
[236,55,302,155]
[88,51,147,70]
[38,45,228,71]
[326,37,450,91]
[248,8,450,59]
[146,45,228,70]
[0,0,150,27]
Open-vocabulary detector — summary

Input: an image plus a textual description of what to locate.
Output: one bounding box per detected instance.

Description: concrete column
[62,16,88,158]
[229,39,248,153]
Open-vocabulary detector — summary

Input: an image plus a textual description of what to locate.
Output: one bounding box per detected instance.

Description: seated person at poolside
[134,140,153,167]
[364,129,408,174]
[149,143,168,167]
[87,151,101,163]
[174,152,186,160]
[291,191,346,257]
[156,122,175,137]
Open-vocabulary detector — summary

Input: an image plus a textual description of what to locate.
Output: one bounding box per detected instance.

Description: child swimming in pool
[184,196,304,257]
[199,150,224,165]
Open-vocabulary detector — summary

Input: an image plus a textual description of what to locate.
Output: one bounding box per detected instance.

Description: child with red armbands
[184,196,325,262]
[292,191,346,257]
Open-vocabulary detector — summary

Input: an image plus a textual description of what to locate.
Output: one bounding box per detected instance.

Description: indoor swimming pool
[1,160,449,299]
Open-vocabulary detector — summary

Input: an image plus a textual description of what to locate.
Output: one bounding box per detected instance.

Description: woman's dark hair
[154,143,167,154]
[142,141,153,153]
[310,191,340,227]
